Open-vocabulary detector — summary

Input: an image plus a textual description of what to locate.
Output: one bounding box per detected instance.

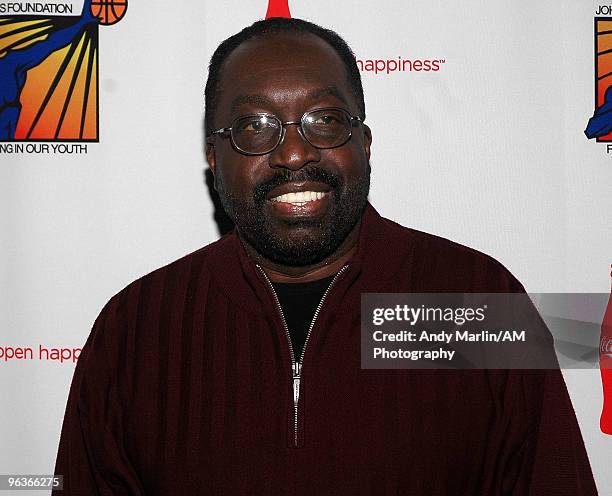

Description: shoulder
[374,214,524,293]
[101,232,236,321]
[79,234,239,373]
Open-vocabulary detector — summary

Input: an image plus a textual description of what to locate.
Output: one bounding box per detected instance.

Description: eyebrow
[307,86,350,106]
[229,86,350,114]
[230,95,274,114]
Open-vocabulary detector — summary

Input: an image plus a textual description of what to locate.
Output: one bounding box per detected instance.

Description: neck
[240,220,361,283]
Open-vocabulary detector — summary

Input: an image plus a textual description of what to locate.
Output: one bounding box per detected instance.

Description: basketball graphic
[91,0,128,26]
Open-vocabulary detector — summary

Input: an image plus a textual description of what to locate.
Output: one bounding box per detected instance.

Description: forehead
[216,32,356,117]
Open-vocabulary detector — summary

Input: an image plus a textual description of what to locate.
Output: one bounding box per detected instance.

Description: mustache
[253,167,342,202]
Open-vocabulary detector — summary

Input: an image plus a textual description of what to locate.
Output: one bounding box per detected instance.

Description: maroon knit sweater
[53,202,597,495]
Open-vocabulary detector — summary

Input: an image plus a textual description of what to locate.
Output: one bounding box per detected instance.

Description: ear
[206,140,218,183]
[362,124,372,161]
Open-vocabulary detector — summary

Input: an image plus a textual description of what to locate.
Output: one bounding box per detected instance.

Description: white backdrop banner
[1,0,611,493]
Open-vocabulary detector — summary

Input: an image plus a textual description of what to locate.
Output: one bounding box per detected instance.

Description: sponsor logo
[356,57,446,75]
[0,0,126,151]
[585,10,612,151]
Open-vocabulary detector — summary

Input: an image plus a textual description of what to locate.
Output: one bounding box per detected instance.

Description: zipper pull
[293,362,301,405]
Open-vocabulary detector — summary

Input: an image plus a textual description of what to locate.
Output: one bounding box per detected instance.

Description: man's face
[207,33,372,267]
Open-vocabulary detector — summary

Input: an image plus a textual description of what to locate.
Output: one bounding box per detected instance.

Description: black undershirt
[271,274,336,362]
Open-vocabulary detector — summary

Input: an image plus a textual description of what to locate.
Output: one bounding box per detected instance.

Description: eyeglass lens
[232,109,352,154]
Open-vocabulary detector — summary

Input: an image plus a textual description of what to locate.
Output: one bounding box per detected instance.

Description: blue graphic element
[585,85,612,139]
[0,0,97,140]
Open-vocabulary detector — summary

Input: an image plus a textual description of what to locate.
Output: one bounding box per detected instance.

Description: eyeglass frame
[206,107,365,156]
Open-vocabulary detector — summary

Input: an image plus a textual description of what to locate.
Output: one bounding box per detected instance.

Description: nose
[268,123,321,171]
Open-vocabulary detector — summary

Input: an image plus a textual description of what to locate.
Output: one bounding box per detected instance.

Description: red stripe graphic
[266,0,291,19]
[601,264,612,434]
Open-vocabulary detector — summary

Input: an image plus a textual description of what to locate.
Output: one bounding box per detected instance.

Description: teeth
[271,191,325,204]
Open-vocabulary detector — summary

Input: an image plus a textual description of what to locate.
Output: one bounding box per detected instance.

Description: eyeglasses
[208,107,364,156]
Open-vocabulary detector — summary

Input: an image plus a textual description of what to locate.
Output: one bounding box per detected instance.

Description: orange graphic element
[595,19,612,141]
[16,32,97,140]
[266,0,291,19]
[91,0,128,26]
[601,264,612,435]
[0,16,99,141]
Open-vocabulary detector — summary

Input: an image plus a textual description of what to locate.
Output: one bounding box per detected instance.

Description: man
[54,18,597,495]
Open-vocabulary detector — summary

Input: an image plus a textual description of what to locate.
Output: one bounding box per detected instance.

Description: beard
[215,164,370,267]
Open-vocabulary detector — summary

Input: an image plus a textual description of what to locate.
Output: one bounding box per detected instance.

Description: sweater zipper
[256,264,350,447]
